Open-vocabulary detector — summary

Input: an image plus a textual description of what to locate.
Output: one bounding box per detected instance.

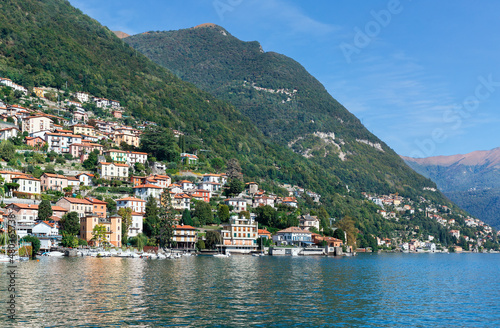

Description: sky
[68,0,500,158]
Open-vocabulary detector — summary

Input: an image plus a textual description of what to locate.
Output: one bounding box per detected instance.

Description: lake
[1,253,499,327]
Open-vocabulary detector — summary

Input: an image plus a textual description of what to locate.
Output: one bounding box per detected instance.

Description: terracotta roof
[51,206,68,212]
[42,173,67,179]
[258,229,271,235]
[277,227,311,234]
[13,175,40,181]
[174,225,195,230]
[116,197,145,202]
[60,197,92,205]
[7,203,39,209]
[133,184,162,189]
[85,197,107,204]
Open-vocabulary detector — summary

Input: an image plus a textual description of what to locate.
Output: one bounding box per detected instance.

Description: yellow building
[115,133,140,148]
[72,124,96,136]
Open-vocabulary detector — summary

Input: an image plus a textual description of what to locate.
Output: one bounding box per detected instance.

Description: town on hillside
[0,77,498,258]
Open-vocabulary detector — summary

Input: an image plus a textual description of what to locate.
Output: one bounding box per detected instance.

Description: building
[181,153,198,165]
[198,181,222,193]
[45,132,82,153]
[133,184,163,200]
[6,203,39,222]
[69,142,103,162]
[173,224,196,249]
[85,197,107,218]
[12,175,41,198]
[179,180,196,191]
[97,162,129,180]
[74,91,90,103]
[202,174,221,184]
[72,124,96,136]
[224,198,247,213]
[116,197,146,213]
[172,193,191,211]
[76,173,94,186]
[25,136,45,149]
[219,215,258,254]
[246,182,259,195]
[258,228,272,239]
[299,215,320,232]
[22,116,53,134]
[0,126,20,140]
[112,110,123,119]
[273,227,312,246]
[93,97,110,108]
[56,197,93,219]
[80,214,121,247]
[115,133,140,148]
[128,212,144,238]
[311,233,343,247]
[40,173,68,192]
[189,189,211,203]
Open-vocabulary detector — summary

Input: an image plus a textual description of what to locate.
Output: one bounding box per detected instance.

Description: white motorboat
[46,251,65,257]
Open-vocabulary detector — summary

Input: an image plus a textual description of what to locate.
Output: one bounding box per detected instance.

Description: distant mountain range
[403,147,500,228]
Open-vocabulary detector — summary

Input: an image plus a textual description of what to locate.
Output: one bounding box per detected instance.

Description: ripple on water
[0,254,500,327]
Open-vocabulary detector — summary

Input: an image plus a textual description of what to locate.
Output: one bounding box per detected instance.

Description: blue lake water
[1,253,499,327]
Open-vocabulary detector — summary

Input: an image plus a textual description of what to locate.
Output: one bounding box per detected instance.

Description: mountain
[124,25,438,200]
[112,31,130,39]
[403,147,500,228]
[0,1,474,244]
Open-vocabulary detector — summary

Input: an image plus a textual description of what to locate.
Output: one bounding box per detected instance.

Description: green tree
[105,197,117,214]
[60,235,78,248]
[91,224,108,246]
[21,235,40,256]
[227,178,244,197]
[181,209,192,225]
[332,228,345,243]
[134,162,145,173]
[0,140,16,162]
[217,204,230,223]
[140,126,179,162]
[194,201,213,226]
[83,149,99,170]
[118,207,133,242]
[205,230,221,250]
[335,216,357,246]
[157,192,176,248]
[60,212,80,236]
[255,205,276,228]
[38,199,53,221]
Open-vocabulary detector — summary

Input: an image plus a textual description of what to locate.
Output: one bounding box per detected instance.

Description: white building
[128,212,144,238]
[273,227,312,246]
[116,197,146,213]
[97,162,129,180]
[224,198,247,213]
[133,184,163,200]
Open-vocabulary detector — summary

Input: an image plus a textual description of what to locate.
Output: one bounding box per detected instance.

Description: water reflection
[0,254,499,327]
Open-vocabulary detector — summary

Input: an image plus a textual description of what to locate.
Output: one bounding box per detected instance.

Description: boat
[45,251,65,257]
[213,251,231,258]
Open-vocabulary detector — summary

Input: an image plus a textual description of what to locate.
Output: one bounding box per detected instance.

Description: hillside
[0,0,480,245]
[124,25,439,201]
[403,147,500,228]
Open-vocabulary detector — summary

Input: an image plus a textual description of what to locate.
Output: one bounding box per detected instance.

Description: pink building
[40,173,68,192]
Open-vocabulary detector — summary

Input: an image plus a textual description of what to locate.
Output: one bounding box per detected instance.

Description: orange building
[85,197,107,218]
[80,214,121,247]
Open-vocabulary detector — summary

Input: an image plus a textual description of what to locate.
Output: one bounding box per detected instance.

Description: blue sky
[69,0,500,158]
